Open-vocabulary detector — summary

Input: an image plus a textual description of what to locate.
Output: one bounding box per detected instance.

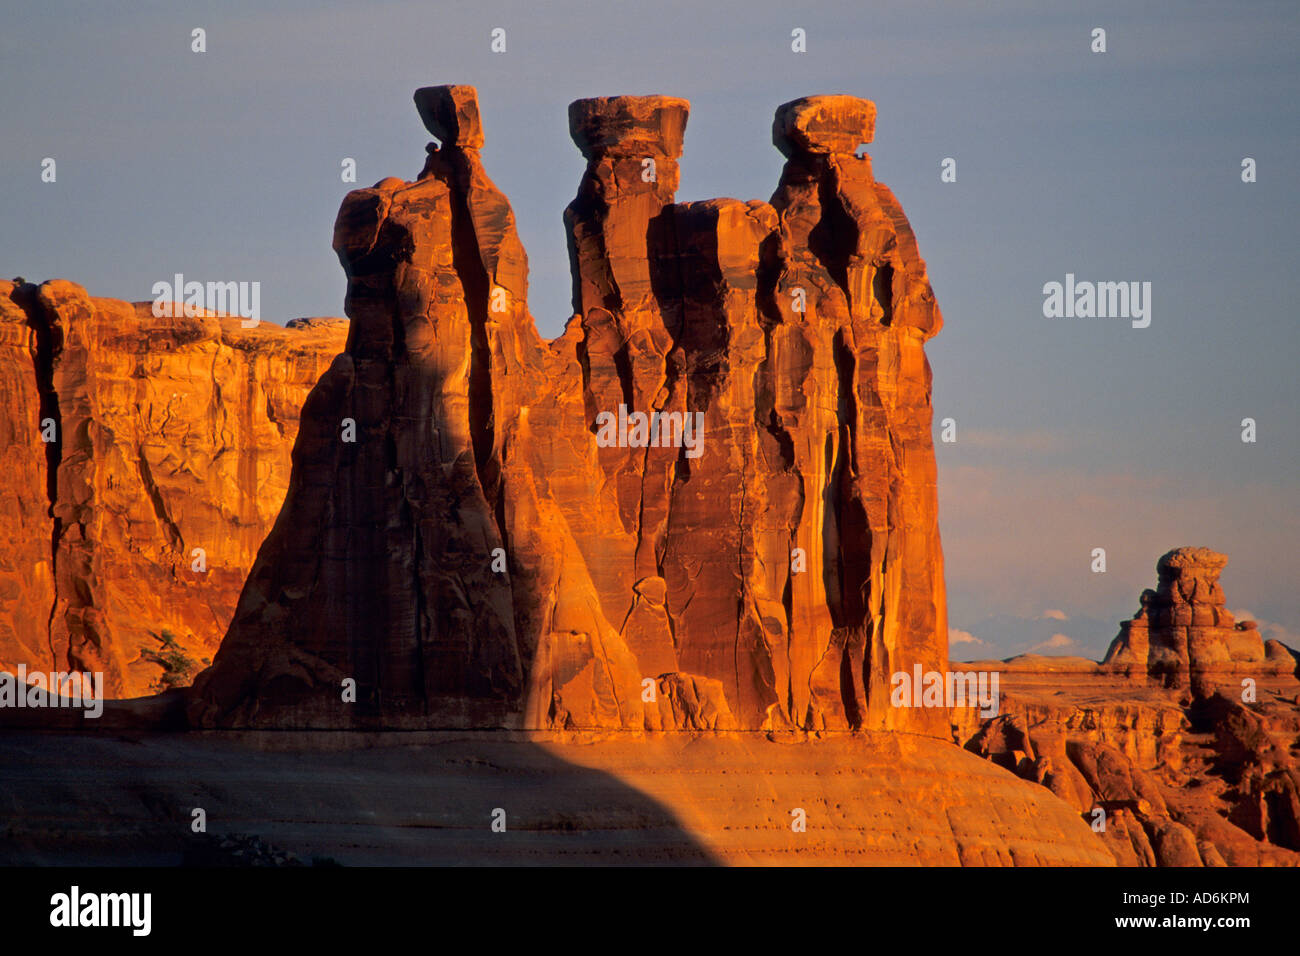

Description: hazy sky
[4,0,1297,659]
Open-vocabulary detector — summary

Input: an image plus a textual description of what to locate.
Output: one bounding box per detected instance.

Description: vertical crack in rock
[16,284,64,665]
[645,202,685,621]
[135,450,184,552]
[873,262,894,327]
[830,327,868,728]
[34,281,106,684]
[445,156,500,514]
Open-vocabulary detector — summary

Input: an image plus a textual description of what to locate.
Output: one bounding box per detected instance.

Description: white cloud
[1028,633,1075,653]
[1041,609,1068,621]
[948,627,985,646]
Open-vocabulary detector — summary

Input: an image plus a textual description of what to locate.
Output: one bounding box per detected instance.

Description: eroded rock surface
[960,669,1300,866]
[0,279,347,696]
[189,86,949,732]
[956,551,1300,866]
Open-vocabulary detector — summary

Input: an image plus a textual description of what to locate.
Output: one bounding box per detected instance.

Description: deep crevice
[873,262,895,326]
[839,639,861,728]
[829,330,870,632]
[20,286,65,663]
[807,165,858,310]
[442,146,525,698]
[440,147,506,548]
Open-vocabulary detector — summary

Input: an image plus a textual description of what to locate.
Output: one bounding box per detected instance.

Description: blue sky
[3,0,1297,659]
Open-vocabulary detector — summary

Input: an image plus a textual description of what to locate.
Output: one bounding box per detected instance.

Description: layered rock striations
[0,279,347,697]
[189,86,949,732]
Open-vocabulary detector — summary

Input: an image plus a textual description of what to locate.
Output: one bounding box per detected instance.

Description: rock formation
[955,546,1300,865]
[959,667,1300,866]
[2,91,1296,868]
[188,85,949,732]
[0,279,346,696]
[1103,547,1292,689]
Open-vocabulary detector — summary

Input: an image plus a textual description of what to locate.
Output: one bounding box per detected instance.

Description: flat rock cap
[773,95,876,158]
[1158,547,1228,573]
[414,85,484,148]
[569,95,689,159]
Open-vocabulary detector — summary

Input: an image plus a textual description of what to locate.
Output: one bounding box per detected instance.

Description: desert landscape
[1,84,1296,870]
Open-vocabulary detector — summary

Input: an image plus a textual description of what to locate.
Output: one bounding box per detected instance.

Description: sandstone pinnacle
[181,84,948,733]
[1103,546,1291,688]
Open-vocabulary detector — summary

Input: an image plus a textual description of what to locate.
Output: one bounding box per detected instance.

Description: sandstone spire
[189,86,950,734]
[1104,547,1293,690]
[764,94,947,733]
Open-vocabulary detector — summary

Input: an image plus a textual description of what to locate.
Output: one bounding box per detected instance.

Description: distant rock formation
[1104,547,1292,688]
[959,657,1300,865]
[0,279,346,696]
[950,546,1300,866]
[189,85,949,732]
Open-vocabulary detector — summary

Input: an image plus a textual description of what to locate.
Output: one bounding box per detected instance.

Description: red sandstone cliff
[0,279,346,696]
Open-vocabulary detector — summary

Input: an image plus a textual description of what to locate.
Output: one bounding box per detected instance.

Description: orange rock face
[189,86,950,732]
[1104,547,1291,690]
[0,279,346,697]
